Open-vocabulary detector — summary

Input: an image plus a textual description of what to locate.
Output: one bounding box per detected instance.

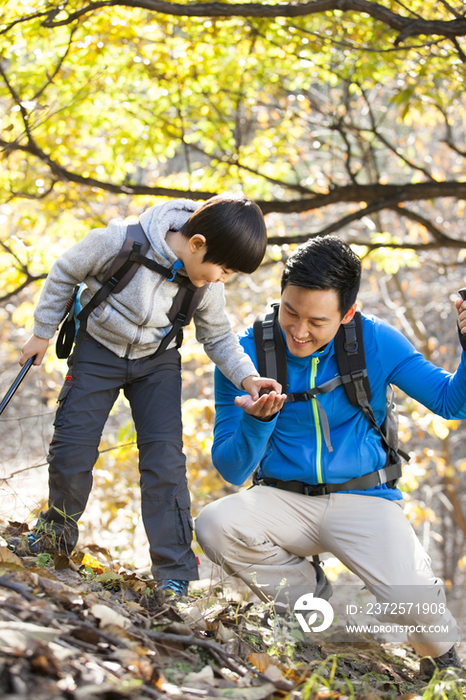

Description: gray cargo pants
[37,333,198,581]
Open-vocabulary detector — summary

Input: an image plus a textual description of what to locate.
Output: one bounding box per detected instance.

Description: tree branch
[2,135,466,213]
[257,180,466,214]
[360,85,436,181]
[0,137,214,199]
[266,198,466,247]
[437,0,464,21]
[33,0,466,43]
[386,204,461,247]
[33,26,76,101]
[0,274,48,303]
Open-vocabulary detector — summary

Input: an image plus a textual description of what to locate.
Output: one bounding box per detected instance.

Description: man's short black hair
[182,193,267,274]
[281,235,361,317]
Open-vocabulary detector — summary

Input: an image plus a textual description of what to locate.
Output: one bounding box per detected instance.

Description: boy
[16,193,280,596]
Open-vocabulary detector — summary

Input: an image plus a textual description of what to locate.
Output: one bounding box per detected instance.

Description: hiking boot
[7,532,56,557]
[419,645,463,680]
[312,561,333,601]
[157,579,189,597]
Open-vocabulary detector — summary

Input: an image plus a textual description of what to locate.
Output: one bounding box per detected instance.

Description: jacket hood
[139,199,201,266]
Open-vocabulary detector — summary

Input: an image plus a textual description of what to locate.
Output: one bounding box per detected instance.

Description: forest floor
[0,523,465,700]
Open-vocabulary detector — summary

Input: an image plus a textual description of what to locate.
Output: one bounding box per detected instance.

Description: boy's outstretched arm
[20,335,49,366]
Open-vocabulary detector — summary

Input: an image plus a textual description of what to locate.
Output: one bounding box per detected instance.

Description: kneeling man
[196,235,465,679]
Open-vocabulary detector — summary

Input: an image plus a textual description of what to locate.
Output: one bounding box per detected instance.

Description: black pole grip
[0,356,36,417]
[457,289,466,351]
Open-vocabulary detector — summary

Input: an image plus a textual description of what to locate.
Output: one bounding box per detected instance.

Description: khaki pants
[195,485,459,657]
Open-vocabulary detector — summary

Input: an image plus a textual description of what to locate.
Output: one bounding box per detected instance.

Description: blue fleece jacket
[212,312,466,500]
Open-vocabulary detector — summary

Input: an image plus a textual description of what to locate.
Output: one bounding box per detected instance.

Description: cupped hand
[234,390,287,421]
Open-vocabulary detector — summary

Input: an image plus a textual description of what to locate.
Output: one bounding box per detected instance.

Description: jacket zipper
[125,275,166,358]
[310,357,323,483]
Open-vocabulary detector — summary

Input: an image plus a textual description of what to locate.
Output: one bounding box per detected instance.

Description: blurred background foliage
[1,0,466,591]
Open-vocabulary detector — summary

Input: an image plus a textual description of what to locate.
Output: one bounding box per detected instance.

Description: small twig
[0,575,36,601]
[79,622,129,649]
[134,628,249,676]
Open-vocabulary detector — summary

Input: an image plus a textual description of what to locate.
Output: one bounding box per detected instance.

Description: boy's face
[279,285,357,357]
[184,236,235,288]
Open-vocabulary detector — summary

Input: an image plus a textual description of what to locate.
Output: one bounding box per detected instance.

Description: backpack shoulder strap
[333,310,371,408]
[152,277,209,358]
[334,311,407,464]
[253,303,287,389]
[101,222,150,294]
[168,275,208,327]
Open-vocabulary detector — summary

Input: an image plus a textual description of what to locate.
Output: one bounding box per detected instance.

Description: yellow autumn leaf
[82,553,108,573]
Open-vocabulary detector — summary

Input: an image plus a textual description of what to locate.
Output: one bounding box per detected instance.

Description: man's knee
[195,501,226,563]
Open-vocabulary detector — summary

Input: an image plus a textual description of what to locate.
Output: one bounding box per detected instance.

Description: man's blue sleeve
[211,366,278,485]
[379,320,466,418]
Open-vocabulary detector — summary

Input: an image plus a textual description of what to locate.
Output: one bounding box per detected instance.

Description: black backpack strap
[56,285,80,359]
[168,274,208,327]
[101,222,150,293]
[258,460,403,495]
[334,313,380,436]
[335,312,405,467]
[334,312,371,407]
[76,240,145,324]
[151,277,204,358]
[253,303,287,389]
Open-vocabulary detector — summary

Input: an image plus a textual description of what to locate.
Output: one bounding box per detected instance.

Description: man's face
[278,285,357,357]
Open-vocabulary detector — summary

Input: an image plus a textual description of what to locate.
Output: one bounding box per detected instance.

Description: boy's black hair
[281,235,361,317]
[182,193,267,274]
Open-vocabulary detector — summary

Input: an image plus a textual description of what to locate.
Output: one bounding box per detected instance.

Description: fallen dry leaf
[0,621,61,652]
[217,620,236,643]
[247,652,287,674]
[90,603,131,629]
[0,546,25,570]
[184,664,216,687]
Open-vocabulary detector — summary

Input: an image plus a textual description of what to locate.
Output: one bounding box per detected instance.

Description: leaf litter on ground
[0,522,464,700]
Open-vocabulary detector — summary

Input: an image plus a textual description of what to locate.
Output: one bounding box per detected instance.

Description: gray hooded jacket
[33,199,257,389]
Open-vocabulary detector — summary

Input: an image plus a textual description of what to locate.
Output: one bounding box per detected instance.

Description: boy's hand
[20,335,49,366]
[241,375,282,400]
[235,391,286,421]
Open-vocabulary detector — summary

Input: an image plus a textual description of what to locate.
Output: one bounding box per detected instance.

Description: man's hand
[20,335,50,366]
[235,389,287,420]
[456,296,466,336]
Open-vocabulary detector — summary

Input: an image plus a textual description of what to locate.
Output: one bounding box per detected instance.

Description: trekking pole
[0,356,37,417]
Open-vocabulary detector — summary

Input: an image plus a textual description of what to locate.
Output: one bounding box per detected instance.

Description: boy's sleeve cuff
[33,322,59,340]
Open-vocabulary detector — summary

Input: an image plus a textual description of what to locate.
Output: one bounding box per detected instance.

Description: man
[195,235,465,679]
